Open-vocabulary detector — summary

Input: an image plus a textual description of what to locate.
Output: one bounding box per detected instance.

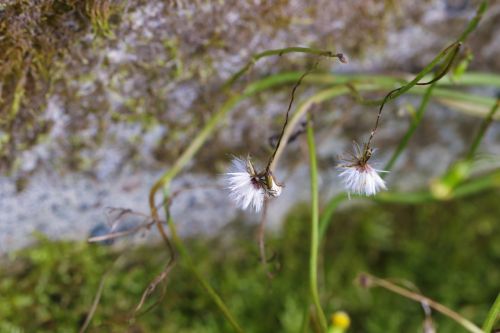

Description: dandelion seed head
[338,142,387,196]
[224,157,282,212]
[225,157,265,212]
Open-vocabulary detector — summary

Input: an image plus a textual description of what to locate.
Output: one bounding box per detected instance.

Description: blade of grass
[483,293,500,333]
[384,83,436,171]
[318,193,347,241]
[457,0,489,43]
[376,169,499,204]
[467,99,500,160]
[161,190,244,333]
[306,113,328,332]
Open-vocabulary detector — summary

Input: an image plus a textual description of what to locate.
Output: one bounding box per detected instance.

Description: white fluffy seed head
[338,164,387,196]
[224,157,266,212]
[224,157,283,212]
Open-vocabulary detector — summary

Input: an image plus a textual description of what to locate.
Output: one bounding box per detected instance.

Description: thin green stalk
[306,114,328,332]
[483,293,500,333]
[377,169,499,204]
[467,99,500,160]
[300,305,310,333]
[162,191,244,333]
[303,72,500,88]
[224,47,344,89]
[318,193,347,241]
[359,42,460,107]
[384,83,436,171]
[318,169,499,212]
[457,0,489,42]
[419,72,500,87]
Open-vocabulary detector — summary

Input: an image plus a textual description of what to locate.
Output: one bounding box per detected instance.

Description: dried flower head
[338,142,387,197]
[225,157,282,212]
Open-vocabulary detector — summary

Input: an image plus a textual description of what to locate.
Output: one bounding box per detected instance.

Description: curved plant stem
[467,99,500,160]
[357,42,460,108]
[224,47,344,89]
[162,191,244,333]
[360,273,484,333]
[300,305,310,333]
[483,293,500,333]
[457,0,489,43]
[266,60,322,173]
[306,113,328,332]
[384,83,436,171]
[78,256,124,333]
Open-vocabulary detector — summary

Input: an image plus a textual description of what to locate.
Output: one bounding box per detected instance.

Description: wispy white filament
[225,157,265,212]
[339,164,387,196]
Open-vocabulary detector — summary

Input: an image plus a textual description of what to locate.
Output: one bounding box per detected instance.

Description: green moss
[1,191,498,332]
[0,0,116,172]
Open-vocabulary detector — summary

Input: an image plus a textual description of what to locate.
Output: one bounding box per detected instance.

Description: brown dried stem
[359,273,483,333]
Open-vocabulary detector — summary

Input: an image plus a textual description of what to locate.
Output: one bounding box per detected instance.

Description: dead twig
[358,273,483,333]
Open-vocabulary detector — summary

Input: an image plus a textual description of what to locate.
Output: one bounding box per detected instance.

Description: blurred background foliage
[1,190,498,332]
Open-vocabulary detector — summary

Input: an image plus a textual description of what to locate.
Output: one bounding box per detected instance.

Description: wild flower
[225,156,282,212]
[338,142,387,197]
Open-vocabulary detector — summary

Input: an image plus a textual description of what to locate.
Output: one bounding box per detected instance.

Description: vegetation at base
[0,190,498,333]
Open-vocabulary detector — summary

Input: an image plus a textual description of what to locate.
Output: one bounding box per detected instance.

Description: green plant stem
[300,305,310,333]
[224,47,343,89]
[467,99,500,160]
[306,114,328,332]
[300,72,500,88]
[384,83,436,171]
[457,0,489,42]
[162,191,244,333]
[483,293,500,333]
[318,193,347,241]
[358,42,460,107]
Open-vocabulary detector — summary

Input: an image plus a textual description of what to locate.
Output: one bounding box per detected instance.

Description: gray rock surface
[1,0,499,253]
